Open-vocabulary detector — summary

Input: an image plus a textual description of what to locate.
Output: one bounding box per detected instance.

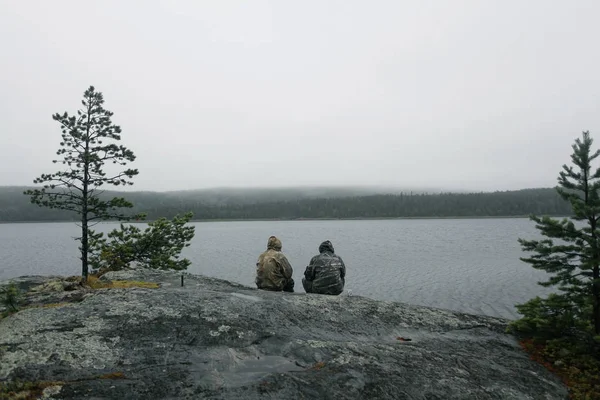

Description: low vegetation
[0,380,64,400]
[511,131,600,399]
[310,362,326,371]
[0,276,157,324]
[0,282,21,313]
[97,371,126,380]
[85,275,159,290]
[520,338,600,400]
[0,311,13,322]
[0,372,127,399]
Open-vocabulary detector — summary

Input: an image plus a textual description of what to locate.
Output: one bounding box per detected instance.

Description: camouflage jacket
[255,237,294,291]
[302,241,346,295]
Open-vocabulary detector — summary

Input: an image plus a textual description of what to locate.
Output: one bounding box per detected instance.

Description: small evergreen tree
[25,86,140,282]
[517,131,600,335]
[89,212,196,274]
[1,282,22,313]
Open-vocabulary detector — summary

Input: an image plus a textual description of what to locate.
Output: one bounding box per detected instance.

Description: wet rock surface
[0,270,567,399]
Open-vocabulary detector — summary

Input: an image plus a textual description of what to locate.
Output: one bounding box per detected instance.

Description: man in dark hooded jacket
[255,236,295,292]
[302,240,346,295]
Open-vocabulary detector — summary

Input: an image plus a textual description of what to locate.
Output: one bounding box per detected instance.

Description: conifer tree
[518,131,600,335]
[89,212,196,274]
[25,86,139,282]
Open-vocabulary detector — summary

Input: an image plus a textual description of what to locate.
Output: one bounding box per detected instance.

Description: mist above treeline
[0,185,569,222]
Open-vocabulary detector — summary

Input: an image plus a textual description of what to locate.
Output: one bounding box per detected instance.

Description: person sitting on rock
[255,236,294,292]
[302,240,346,295]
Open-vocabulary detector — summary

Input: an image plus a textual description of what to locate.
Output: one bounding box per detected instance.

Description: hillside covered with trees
[0,186,570,222]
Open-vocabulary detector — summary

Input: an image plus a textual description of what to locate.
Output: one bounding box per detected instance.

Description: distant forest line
[0,186,572,222]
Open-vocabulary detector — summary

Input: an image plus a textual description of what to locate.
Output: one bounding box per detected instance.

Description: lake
[0,218,552,320]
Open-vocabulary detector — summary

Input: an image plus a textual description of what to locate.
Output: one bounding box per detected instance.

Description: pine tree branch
[37,190,82,200]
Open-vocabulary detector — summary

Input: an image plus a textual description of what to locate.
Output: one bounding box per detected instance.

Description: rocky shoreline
[0,270,567,399]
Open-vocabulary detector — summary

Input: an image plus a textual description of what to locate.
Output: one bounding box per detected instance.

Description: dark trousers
[283,278,295,293]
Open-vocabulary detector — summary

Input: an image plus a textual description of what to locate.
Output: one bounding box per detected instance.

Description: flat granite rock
[0,270,567,399]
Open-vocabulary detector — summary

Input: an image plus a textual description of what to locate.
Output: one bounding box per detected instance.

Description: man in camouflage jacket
[302,240,346,295]
[255,236,295,292]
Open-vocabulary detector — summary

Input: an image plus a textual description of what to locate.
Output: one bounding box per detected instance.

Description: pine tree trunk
[81,215,88,282]
[81,163,89,282]
[594,265,600,335]
[81,102,91,283]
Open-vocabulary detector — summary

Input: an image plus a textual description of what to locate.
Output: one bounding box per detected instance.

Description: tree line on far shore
[0,186,571,222]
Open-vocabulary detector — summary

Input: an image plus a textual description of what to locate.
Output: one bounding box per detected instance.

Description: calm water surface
[0,218,551,319]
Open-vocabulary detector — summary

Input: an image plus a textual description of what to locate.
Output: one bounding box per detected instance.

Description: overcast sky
[1,1,599,192]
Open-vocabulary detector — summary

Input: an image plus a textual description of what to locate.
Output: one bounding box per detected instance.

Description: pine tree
[88,212,196,274]
[518,131,600,335]
[25,86,140,282]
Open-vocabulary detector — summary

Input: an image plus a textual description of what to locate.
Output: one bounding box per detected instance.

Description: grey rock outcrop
[0,270,567,399]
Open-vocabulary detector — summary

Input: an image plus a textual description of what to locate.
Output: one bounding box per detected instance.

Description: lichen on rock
[0,270,567,399]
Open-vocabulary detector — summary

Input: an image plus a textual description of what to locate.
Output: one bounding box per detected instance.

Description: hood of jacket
[318,240,335,254]
[267,236,282,251]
